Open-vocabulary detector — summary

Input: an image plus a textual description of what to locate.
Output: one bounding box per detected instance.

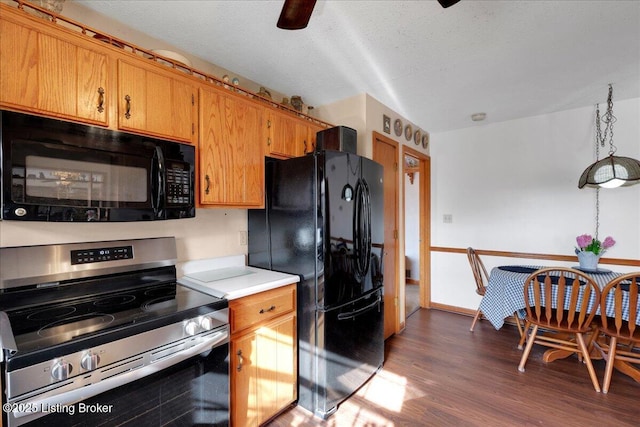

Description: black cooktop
[0,266,227,369]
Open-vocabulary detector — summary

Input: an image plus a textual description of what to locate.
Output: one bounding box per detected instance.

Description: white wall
[0,209,248,273]
[430,98,640,311]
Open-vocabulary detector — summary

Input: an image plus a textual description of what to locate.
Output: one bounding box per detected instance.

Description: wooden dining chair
[467,247,524,336]
[467,247,488,332]
[596,273,640,394]
[517,267,601,392]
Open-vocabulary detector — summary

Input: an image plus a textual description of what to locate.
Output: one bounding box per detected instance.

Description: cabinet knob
[205,174,211,195]
[124,95,131,119]
[267,119,271,128]
[97,87,105,113]
[267,137,272,146]
[236,349,244,372]
[259,305,276,314]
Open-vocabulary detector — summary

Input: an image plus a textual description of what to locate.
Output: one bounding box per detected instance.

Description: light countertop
[177,255,299,300]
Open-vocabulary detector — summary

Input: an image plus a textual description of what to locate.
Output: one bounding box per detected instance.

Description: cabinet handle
[124,95,131,119]
[205,174,211,195]
[267,137,272,146]
[259,305,276,314]
[267,119,271,128]
[236,350,244,372]
[97,87,105,113]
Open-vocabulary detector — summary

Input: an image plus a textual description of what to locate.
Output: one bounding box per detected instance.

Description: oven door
[4,336,229,427]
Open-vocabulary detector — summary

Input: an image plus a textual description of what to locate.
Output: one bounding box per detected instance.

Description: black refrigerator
[248,142,385,419]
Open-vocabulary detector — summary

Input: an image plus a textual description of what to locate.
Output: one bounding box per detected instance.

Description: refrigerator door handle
[336,294,382,321]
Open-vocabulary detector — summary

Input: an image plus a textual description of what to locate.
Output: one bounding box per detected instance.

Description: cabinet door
[266,109,296,158]
[231,332,259,427]
[117,60,195,143]
[307,123,324,154]
[266,109,318,158]
[231,314,296,427]
[0,18,108,125]
[261,313,297,414]
[199,87,264,207]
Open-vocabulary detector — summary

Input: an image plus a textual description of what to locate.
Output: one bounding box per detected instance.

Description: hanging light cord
[595,84,617,155]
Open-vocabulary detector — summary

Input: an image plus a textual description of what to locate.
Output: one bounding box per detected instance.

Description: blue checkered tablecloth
[478,265,639,330]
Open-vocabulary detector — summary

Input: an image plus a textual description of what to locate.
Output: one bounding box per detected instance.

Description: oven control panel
[70,245,133,265]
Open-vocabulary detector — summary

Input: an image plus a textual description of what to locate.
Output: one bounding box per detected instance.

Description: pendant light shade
[578,154,640,188]
[578,84,640,189]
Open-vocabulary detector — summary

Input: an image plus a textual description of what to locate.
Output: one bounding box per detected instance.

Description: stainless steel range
[0,237,229,426]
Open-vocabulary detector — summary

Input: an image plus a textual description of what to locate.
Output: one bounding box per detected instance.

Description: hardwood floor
[268,309,639,426]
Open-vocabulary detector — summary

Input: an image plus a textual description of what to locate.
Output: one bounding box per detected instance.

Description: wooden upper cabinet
[117,59,196,143]
[266,108,324,158]
[0,16,108,126]
[199,86,264,207]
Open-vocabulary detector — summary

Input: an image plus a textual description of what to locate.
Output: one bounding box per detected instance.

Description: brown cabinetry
[266,109,324,158]
[199,86,264,207]
[117,59,196,143]
[0,12,108,126]
[229,284,297,426]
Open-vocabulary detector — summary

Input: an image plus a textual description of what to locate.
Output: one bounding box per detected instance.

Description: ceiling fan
[277,0,461,30]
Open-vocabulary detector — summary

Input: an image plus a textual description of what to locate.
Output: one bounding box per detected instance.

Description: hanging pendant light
[578,84,640,189]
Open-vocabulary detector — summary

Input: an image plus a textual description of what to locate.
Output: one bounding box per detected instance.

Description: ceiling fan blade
[437,0,461,8]
[277,0,317,30]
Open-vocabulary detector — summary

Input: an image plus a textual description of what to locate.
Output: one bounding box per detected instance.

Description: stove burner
[142,297,176,311]
[27,306,77,321]
[38,313,116,338]
[93,294,136,307]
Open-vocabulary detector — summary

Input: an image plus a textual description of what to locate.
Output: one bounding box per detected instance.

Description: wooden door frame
[372,131,399,335]
[402,145,431,316]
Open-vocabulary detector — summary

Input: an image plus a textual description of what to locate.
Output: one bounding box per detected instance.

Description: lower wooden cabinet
[229,285,297,426]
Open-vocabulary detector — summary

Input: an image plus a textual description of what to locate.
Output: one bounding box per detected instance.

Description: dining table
[479,265,640,382]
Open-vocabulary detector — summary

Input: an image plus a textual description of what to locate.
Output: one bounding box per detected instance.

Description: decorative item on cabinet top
[24,0,65,20]
[413,129,422,145]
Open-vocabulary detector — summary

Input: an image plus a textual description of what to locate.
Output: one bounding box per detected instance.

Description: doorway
[402,145,430,318]
[373,132,398,339]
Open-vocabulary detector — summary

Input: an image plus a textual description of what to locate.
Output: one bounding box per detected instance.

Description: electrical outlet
[239,231,248,246]
[443,214,453,224]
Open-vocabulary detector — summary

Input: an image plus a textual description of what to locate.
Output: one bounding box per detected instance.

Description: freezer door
[313,288,384,418]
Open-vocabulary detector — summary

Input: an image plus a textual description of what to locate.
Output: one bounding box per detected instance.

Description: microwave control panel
[166,162,191,205]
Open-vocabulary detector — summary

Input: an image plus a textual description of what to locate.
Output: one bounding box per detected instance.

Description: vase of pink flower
[575,234,616,271]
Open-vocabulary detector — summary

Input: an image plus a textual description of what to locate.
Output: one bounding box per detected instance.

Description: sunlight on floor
[357,369,408,412]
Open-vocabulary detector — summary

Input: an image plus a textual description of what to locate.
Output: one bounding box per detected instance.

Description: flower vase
[577,251,600,271]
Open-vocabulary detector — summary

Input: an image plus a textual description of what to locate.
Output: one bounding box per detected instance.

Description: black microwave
[1,111,195,221]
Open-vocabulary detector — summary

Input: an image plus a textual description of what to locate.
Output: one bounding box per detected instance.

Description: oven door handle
[10,330,228,420]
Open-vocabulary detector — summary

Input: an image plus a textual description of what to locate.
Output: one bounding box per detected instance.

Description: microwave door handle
[153,146,165,216]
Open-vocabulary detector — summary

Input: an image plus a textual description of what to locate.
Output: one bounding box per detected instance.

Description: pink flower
[602,236,616,249]
[576,234,593,249]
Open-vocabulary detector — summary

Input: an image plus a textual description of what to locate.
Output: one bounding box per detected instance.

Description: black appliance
[248,145,385,419]
[0,237,229,427]
[0,110,195,221]
[315,125,357,154]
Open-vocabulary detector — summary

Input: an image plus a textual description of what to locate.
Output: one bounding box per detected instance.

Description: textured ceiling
[73,0,640,133]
